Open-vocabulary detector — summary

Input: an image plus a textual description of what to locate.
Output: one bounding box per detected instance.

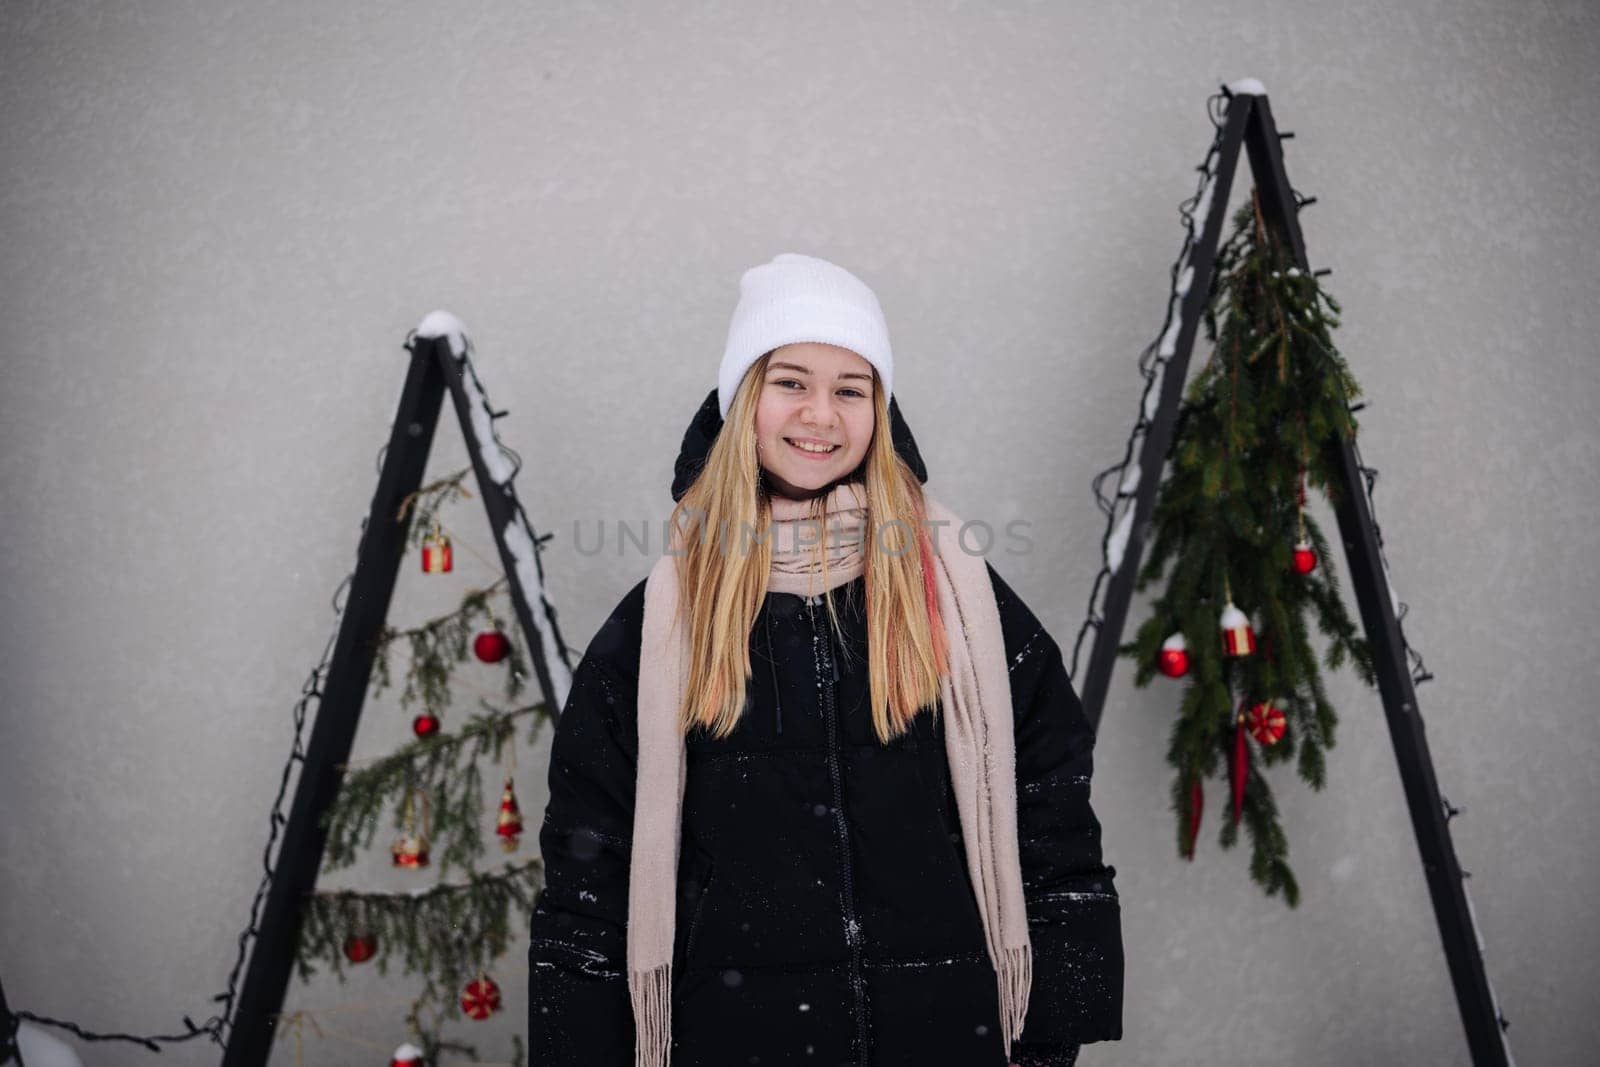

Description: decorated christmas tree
[1119,188,1378,906]
[288,467,556,1065]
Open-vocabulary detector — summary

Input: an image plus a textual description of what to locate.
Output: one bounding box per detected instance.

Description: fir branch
[320,702,551,876]
[369,580,530,714]
[396,469,476,549]
[1119,187,1377,904]
[295,858,544,1005]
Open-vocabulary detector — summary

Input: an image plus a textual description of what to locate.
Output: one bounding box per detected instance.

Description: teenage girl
[529,253,1123,1066]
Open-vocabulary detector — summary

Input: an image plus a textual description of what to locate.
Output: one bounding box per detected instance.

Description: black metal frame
[1075,89,1511,1065]
[220,333,571,1066]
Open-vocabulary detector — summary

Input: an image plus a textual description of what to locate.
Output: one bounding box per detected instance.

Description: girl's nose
[802,395,837,428]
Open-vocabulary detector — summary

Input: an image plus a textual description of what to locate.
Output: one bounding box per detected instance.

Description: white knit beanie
[718,252,893,418]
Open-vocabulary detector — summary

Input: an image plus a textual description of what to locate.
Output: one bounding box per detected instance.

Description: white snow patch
[1118,463,1141,496]
[414,310,469,358]
[504,512,575,710]
[1107,505,1135,573]
[458,364,518,484]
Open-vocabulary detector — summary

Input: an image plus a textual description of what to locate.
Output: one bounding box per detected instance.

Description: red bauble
[342,932,377,964]
[413,712,441,739]
[1157,633,1189,678]
[390,1041,425,1067]
[1246,701,1287,745]
[473,629,511,663]
[461,975,502,1020]
[1292,541,1318,575]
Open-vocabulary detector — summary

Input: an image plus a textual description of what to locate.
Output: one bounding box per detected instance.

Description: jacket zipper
[808,596,870,1066]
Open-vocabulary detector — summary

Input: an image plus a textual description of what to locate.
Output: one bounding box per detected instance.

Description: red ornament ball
[473,629,511,663]
[390,1042,425,1067]
[412,712,441,739]
[1157,647,1189,678]
[461,975,502,1020]
[1157,633,1189,678]
[1292,541,1318,575]
[342,932,377,964]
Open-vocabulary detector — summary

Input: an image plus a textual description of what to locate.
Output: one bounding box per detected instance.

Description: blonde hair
[667,352,949,744]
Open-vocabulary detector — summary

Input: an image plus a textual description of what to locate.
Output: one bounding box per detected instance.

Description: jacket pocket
[678,846,716,967]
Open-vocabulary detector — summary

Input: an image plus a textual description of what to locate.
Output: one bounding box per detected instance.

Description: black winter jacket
[528,392,1123,1066]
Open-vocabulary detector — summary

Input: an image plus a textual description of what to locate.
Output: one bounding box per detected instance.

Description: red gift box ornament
[495,777,524,853]
[1157,632,1189,678]
[1246,700,1287,745]
[1220,600,1255,657]
[390,1042,425,1067]
[421,520,452,574]
[461,974,502,1020]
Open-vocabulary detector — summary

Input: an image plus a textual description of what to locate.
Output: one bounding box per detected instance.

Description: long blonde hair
[667,352,950,744]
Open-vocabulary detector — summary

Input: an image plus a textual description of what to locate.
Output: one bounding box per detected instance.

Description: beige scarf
[627,482,1031,1065]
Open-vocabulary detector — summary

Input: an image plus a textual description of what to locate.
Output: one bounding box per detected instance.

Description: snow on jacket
[528,391,1123,1066]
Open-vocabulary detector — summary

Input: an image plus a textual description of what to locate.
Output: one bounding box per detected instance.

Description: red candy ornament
[1157,632,1189,678]
[1246,700,1287,745]
[342,932,377,964]
[461,974,502,1020]
[473,628,511,663]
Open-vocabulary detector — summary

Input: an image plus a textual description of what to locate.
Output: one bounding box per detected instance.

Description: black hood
[671,388,929,503]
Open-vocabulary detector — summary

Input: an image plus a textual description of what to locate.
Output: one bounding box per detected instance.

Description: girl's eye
[771,379,864,397]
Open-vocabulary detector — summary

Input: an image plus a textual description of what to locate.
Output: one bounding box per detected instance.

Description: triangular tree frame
[1073,85,1512,1065]
[221,319,575,1065]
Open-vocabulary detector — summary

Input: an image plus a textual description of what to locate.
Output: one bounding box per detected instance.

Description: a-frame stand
[1074,86,1513,1065]
[221,315,575,1066]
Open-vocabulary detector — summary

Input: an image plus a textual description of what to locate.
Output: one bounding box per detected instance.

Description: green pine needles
[1120,190,1377,906]
[319,701,550,877]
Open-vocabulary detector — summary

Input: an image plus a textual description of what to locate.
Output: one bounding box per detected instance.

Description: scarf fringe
[629,963,671,1067]
[996,942,1033,1057]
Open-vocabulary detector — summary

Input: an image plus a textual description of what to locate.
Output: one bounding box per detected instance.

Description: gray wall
[3,2,1595,1064]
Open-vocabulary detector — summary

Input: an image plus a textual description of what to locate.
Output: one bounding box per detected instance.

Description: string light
[10,331,560,1057]
[1067,80,1501,1048]
[1068,84,1433,694]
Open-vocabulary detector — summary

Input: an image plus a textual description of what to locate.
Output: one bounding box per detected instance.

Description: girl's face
[753,342,877,501]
